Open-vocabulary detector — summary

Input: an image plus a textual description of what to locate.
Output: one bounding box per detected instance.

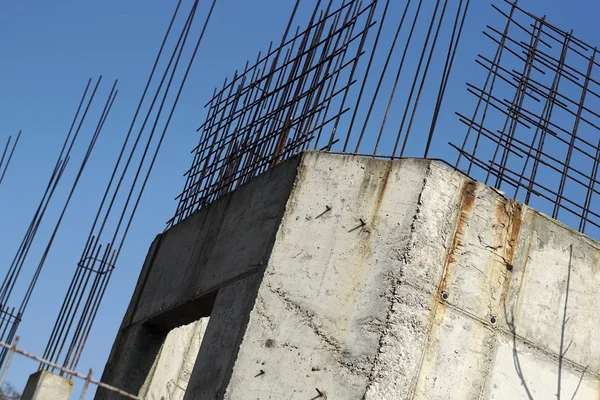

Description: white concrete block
[21,370,73,400]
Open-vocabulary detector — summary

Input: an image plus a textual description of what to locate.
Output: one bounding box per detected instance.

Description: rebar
[42,0,218,374]
[0,131,21,189]
[452,0,600,237]
[169,0,471,227]
[0,77,118,368]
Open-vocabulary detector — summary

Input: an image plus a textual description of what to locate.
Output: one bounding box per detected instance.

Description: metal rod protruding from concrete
[0,336,19,387]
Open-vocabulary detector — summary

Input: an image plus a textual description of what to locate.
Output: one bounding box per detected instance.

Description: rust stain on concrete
[438,179,477,296]
[513,211,536,321]
[371,164,393,220]
[505,200,523,268]
[495,199,524,317]
[339,163,394,329]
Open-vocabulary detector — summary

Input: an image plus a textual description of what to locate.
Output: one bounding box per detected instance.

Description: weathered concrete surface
[21,370,73,400]
[98,152,600,399]
[223,154,462,399]
[140,318,208,400]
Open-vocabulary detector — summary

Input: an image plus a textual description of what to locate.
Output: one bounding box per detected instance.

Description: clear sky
[0,0,597,398]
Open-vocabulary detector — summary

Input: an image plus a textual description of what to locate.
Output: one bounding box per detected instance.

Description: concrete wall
[97,152,600,399]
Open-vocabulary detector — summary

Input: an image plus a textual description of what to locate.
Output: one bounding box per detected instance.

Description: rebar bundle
[170,0,471,226]
[452,0,600,237]
[0,77,118,367]
[42,0,217,374]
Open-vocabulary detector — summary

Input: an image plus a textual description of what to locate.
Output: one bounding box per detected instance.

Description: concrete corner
[21,370,73,400]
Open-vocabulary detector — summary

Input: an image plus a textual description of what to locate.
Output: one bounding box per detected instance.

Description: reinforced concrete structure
[96,152,600,399]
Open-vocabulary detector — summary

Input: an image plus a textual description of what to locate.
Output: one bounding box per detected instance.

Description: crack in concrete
[263,282,376,377]
[254,297,276,331]
[360,163,433,400]
[267,284,343,353]
[408,171,476,399]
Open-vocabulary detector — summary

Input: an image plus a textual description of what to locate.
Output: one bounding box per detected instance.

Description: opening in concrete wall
[137,290,217,400]
[139,317,210,400]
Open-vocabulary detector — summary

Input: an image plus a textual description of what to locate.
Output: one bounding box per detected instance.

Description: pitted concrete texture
[98,152,600,399]
[21,370,73,400]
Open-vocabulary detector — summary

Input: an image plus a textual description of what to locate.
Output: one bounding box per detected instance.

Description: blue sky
[0,0,597,397]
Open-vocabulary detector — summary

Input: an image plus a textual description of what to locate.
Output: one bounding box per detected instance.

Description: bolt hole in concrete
[140,317,210,400]
[441,291,449,301]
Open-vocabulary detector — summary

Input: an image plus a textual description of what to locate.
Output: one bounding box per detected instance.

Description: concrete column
[94,323,166,399]
[21,370,73,400]
[184,272,264,399]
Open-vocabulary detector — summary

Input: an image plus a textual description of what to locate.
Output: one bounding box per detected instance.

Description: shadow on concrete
[504,305,534,400]
[503,244,587,400]
[558,244,588,400]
